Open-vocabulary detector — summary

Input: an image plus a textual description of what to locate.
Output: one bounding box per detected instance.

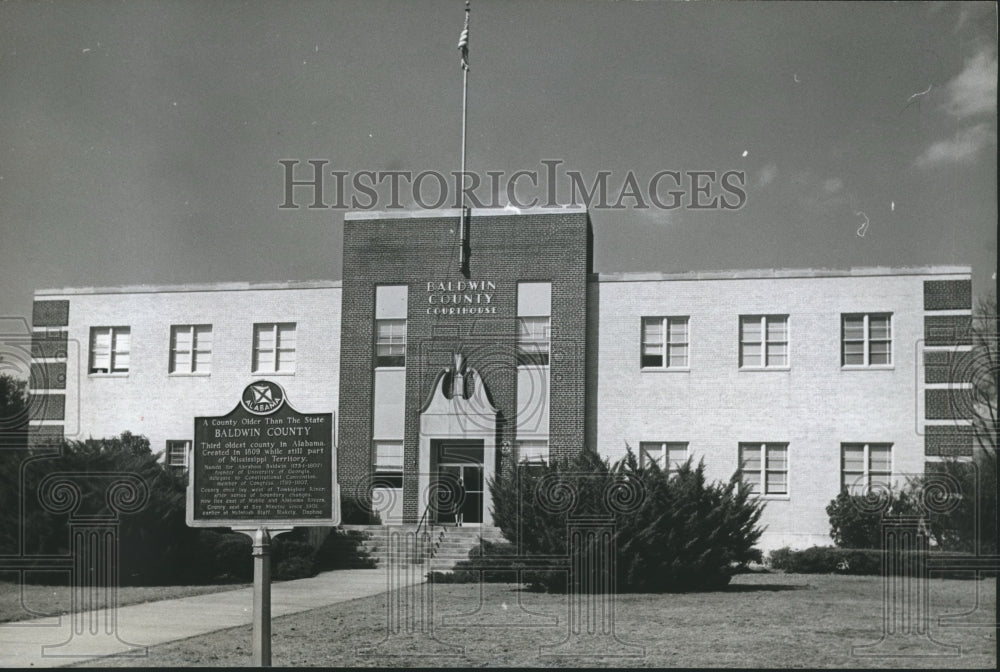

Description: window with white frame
[641,317,689,369]
[740,315,788,368]
[639,441,688,476]
[169,325,212,374]
[516,440,549,465]
[374,440,403,472]
[739,443,788,495]
[515,281,552,366]
[89,326,130,374]
[375,285,408,368]
[166,440,190,468]
[841,443,892,495]
[517,282,551,367]
[516,317,550,366]
[375,319,406,367]
[373,440,403,488]
[252,322,296,373]
[842,314,892,367]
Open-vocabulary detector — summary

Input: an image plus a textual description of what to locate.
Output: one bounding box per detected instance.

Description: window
[252,322,296,373]
[375,319,407,367]
[639,442,688,477]
[641,317,689,369]
[739,443,788,495]
[740,315,788,368]
[842,443,892,495]
[373,441,403,488]
[516,317,550,366]
[842,314,892,366]
[89,326,130,374]
[374,441,404,472]
[517,282,551,367]
[516,440,549,465]
[169,325,212,374]
[167,440,190,468]
[375,285,408,368]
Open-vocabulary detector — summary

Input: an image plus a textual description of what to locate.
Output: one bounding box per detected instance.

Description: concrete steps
[339,524,506,570]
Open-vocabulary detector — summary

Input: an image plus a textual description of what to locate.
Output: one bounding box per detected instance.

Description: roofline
[592,265,972,282]
[35,279,342,297]
[344,205,588,221]
[32,266,973,296]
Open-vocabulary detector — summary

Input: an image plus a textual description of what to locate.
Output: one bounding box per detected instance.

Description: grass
[0,578,250,624]
[71,572,996,668]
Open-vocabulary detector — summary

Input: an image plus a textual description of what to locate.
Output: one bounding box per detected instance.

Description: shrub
[339,494,382,525]
[16,432,201,586]
[488,448,765,593]
[826,490,919,549]
[194,530,253,583]
[427,540,566,586]
[272,536,317,580]
[913,457,997,554]
[767,546,794,570]
[9,431,334,586]
[314,528,378,570]
[768,545,983,577]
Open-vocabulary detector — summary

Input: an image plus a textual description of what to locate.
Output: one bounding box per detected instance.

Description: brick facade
[923,279,972,311]
[31,300,70,327]
[338,209,591,522]
[925,388,974,420]
[924,314,973,346]
[924,424,974,456]
[923,349,975,385]
[29,362,66,390]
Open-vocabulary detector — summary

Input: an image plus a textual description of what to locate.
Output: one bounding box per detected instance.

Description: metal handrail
[413,502,436,563]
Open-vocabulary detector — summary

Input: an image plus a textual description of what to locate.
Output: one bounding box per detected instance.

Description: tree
[968,294,997,461]
[0,373,28,449]
[0,374,29,552]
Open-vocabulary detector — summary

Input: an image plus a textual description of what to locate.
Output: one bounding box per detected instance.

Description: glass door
[434,463,484,525]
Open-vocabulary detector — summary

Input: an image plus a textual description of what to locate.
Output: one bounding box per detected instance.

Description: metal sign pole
[252,527,272,667]
[235,526,291,667]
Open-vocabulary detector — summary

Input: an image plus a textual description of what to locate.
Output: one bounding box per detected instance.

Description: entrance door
[431,439,485,525]
[435,463,484,525]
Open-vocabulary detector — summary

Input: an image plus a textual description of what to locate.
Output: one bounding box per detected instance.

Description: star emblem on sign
[241,380,284,414]
[250,383,275,407]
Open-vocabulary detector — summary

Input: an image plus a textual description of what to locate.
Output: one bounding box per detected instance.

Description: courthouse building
[27,208,976,549]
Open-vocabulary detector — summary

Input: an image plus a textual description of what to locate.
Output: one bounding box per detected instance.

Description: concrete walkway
[0,568,419,668]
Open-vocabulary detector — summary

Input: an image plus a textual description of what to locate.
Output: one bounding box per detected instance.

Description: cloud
[915,123,996,167]
[790,169,850,214]
[822,178,843,194]
[943,48,997,118]
[757,163,777,188]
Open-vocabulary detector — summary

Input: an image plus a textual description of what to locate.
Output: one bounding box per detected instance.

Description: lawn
[0,578,250,624]
[71,572,996,668]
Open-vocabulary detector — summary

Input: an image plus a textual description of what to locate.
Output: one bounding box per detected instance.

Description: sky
[0,0,996,376]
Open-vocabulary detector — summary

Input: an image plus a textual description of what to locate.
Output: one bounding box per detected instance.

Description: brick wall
[338,210,591,522]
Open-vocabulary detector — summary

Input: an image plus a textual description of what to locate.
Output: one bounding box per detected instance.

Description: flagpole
[458,0,470,273]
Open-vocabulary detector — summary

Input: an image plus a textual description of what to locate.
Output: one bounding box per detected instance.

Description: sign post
[186,381,339,667]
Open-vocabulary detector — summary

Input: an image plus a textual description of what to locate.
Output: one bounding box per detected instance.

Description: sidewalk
[0,568,418,668]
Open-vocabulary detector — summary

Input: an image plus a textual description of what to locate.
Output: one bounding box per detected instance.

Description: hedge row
[427,540,568,589]
[767,545,986,577]
[3,432,375,586]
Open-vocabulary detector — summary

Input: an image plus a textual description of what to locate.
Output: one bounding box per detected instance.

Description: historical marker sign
[186,381,340,527]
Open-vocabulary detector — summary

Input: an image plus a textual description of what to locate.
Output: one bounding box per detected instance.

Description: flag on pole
[458,0,470,70]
